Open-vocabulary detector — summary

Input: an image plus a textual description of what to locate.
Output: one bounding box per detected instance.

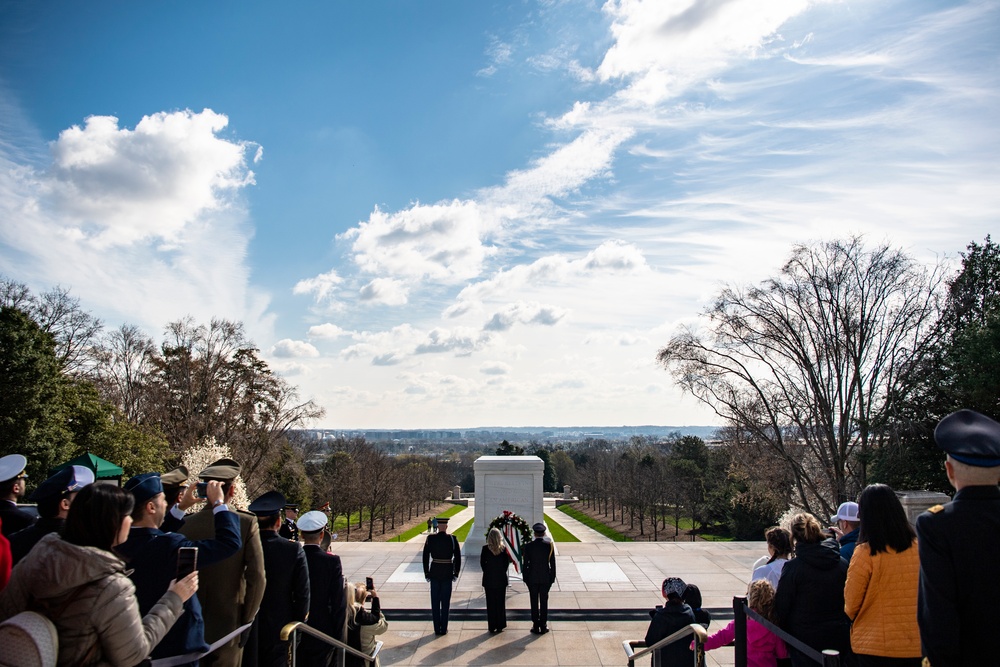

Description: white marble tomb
[464,455,544,554]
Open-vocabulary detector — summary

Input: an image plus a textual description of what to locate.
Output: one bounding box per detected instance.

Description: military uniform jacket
[303,544,347,642]
[423,531,461,580]
[278,518,298,542]
[0,500,35,537]
[258,531,310,647]
[8,517,63,565]
[116,510,241,659]
[522,538,556,586]
[916,485,1000,666]
[178,506,266,645]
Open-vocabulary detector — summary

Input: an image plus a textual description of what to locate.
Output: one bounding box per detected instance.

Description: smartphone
[176,547,198,579]
[195,482,208,499]
[365,576,374,591]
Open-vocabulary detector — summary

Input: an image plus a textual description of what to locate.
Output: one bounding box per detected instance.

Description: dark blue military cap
[935,409,1000,467]
[248,490,286,517]
[125,472,164,504]
[28,465,95,502]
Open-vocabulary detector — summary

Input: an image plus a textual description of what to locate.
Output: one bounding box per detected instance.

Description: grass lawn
[556,504,632,542]
[388,503,466,542]
[543,512,580,542]
[451,518,474,542]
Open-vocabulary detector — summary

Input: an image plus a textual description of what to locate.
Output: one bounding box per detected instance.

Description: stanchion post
[733,595,747,667]
[822,649,840,666]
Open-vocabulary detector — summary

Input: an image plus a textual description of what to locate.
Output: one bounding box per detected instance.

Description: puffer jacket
[0,532,183,666]
[774,538,852,660]
[844,539,921,658]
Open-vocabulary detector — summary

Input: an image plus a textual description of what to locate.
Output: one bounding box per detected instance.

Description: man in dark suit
[9,465,93,565]
[916,409,1000,666]
[0,455,35,537]
[297,510,346,666]
[249,491,310,667]
[522,522,556,634]
[179,458,266,667]
[422,515,461,635]
[118,472,241,666]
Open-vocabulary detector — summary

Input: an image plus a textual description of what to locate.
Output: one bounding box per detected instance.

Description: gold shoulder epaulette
[927,504,944,514]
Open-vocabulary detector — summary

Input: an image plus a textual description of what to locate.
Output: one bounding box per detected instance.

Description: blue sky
[1,1,997,429]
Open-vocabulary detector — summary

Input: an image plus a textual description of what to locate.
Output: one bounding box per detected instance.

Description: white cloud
[0,109,267,335]
[477,36,513,77]
[293,269,343,302]
[358,277,408,305]
[479,361,512,376]
[597,0,811,105]
[307,323,348,340]
[271,339,320,358]
[483,301,568,332]
[414,327,493,356]
[45,110,255,247]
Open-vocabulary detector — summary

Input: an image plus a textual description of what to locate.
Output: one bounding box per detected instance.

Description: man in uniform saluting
[179,458,265,667]
[422,516,461,635]
[916,409,1000,666]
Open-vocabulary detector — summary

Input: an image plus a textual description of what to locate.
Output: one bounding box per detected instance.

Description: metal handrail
[733,596,840,667]
[622,623,707,667]
[280,622,383,667]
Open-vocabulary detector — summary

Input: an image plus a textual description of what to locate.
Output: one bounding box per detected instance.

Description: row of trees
[306,437,452,541]
[658,236,998,518]
[0,278,323,497]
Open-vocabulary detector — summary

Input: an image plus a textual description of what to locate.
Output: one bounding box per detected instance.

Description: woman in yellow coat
[844,484,922,666]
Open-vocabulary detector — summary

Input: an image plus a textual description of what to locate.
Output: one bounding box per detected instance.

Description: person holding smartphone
[118,471,241,666]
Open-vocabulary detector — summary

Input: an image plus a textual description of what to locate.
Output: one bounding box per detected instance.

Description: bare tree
[658,237,942,517]
[92,324,157,423]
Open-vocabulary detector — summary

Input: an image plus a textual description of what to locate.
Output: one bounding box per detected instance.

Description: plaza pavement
[336,500,761,666]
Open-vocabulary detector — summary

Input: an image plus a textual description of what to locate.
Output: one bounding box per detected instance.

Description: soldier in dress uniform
[8,465,93,565]
[422,516,461,635]
[916,409,1000,667]
[298,510,347,667]
[178,458,266,667]
[161,465,190,508]
[279,503,300,541]
[249,491,310,667]
[118,472,241,666]
[522,522,557,634]
[0,455,35,537]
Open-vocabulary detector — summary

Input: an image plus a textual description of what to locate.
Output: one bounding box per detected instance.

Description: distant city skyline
[1,2,997,429]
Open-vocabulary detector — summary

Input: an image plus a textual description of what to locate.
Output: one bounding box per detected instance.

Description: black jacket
[8,517,63,565]
[480,546,510,588]
[917,485,1000,667]
[644,601,695,665]
[422,531,461,580]
[774,538,851,657]
[303,544,346,639]
[258,530,310,664]
[0,501,35,537]
[522,537,556,586]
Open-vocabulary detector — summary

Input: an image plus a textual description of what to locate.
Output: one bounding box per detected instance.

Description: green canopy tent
[51,452,124,485]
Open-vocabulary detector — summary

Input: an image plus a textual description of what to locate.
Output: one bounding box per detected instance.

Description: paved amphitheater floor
[334,536,764,666]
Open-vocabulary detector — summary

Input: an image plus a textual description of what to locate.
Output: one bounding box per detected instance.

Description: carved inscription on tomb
[483,474,533,517]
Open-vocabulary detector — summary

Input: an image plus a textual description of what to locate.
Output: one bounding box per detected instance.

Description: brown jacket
[179,506,265,667]
[844,539,921,658]
[0,533,183,666]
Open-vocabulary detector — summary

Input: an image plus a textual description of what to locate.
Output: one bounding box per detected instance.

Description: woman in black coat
[774,512,854,667]
[480,527,512,633]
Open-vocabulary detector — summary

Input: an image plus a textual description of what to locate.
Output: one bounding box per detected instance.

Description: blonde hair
[487,527,504,555]
[747,579,776,624]
[789,512,825,545]
[346,582,369,630]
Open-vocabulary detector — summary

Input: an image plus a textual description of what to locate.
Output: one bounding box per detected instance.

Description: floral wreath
[488,510,531,574]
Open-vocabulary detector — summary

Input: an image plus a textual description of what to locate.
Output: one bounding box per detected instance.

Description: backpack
[0,611,58,667]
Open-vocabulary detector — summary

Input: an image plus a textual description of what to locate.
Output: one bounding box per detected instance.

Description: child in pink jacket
[702,579,788,667]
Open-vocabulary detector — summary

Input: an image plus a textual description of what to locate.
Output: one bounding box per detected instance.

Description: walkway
[334,539,764,666]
